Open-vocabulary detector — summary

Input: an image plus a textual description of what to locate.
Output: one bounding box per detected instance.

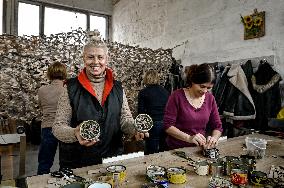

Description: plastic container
[245,137,267,159]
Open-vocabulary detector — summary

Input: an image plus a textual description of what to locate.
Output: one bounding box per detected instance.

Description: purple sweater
[164,89,223,149]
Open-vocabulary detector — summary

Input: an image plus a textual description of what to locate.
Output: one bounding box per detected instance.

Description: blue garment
[145,121,167,155]
[138,84,169,154]
[138,84,169,122]
[37,128,58,175]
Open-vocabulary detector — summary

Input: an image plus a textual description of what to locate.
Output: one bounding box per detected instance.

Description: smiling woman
[163,63,223,150]
[52,30,148,170]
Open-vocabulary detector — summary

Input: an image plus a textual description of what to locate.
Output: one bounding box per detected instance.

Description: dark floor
[0,143,59,182]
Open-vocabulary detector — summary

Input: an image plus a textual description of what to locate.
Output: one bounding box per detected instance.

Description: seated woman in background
[164,63,223,150]
[138,70,169,154]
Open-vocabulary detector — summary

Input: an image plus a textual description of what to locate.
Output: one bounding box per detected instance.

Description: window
[16,1,109,39]
[90,15,107,39]
[18,2,39,36]
[44,7,86,36]
[0,0,3,34]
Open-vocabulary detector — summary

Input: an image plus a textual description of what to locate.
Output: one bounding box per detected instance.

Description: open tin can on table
[106,165,126,184]
[240,155,256,172]
[146,165,168,188]
[194,160,209,176]
[166,167,187,184]
[250,171,268,186]
[210,162,223,177]
[230,168,248,185]
[223,156,239,175]
[203,148,220,159]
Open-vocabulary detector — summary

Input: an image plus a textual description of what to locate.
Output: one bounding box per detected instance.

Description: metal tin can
[195,161,209,176]
[230,169,248,185]
[203,148,220,159]
[146,165,168,187]
[106,165,126,183]
[250,171,268,186]
[166,167,187,184]
[153,178,169,188]
[210,162,223,177]
[223,156,238,175]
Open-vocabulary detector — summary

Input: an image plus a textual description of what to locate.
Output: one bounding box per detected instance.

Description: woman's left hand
[134,132,149,141]
[205,136,218,149]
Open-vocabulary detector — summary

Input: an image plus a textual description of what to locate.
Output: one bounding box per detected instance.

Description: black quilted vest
[59,77,123,169]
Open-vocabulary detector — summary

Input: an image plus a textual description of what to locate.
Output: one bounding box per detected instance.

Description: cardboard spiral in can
[106,165,126,184]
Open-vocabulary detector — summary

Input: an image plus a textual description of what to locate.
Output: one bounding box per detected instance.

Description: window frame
[16,0,110,39]
[1,0,5,34]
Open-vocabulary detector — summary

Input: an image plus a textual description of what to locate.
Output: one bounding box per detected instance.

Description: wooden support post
[19,135,26,177]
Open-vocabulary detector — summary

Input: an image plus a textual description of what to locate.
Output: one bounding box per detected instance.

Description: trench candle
[79,120,100,140]
[134,114,153,132]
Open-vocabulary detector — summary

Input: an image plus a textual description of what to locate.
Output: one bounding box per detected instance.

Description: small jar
[210,162,223,177]
[195,161,209,176]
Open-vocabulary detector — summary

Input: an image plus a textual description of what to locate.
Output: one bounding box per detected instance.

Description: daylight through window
[44,7,86,36]
[90,15,107,39]
[18,2,39,36]
[16,1,109,39]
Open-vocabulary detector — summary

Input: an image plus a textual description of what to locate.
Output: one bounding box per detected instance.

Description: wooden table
[26,134,284,188]
[0,134,26,181]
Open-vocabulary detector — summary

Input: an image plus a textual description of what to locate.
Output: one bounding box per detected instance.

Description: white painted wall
[112,0,284,76]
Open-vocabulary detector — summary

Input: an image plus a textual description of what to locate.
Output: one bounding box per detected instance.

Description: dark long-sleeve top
[138,84,169,122]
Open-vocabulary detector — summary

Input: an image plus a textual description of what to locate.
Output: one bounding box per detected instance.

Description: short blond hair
[83,30,108,54]
[143,70,160,85]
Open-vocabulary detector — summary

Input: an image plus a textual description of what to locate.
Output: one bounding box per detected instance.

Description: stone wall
[0,29,172,123]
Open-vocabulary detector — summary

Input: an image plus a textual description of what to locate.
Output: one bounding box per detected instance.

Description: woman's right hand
[74,126,98,147]
[188,133,206,146]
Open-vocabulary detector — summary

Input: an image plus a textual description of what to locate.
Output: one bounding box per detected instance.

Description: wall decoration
[0,28,173,123]
[241,9,265,40]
